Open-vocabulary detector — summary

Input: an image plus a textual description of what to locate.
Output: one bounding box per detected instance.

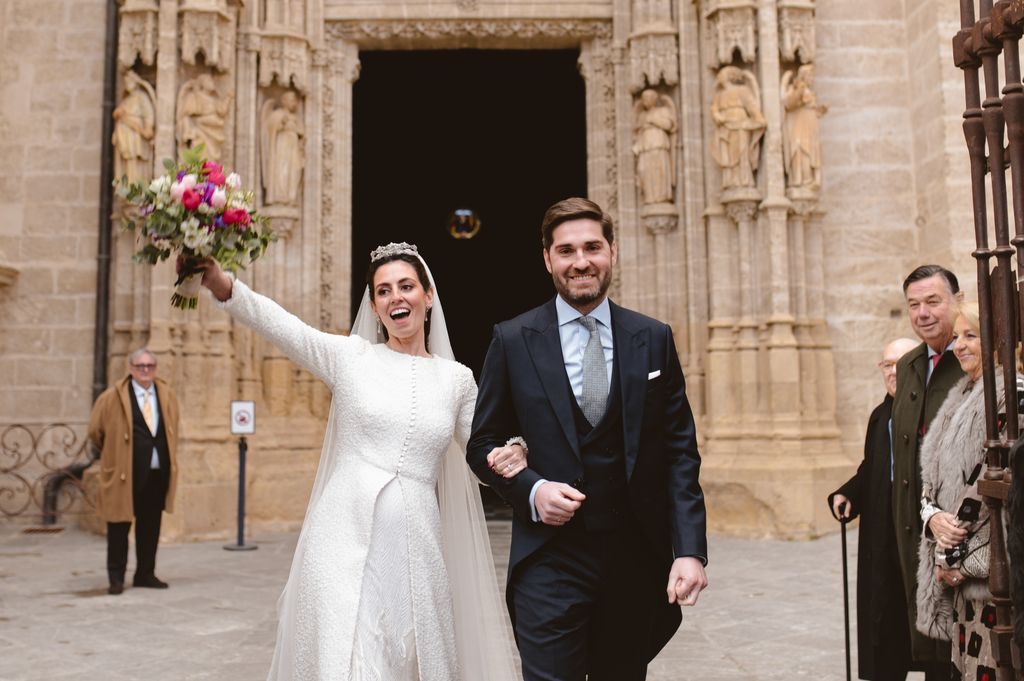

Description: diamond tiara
[370,242,419,262]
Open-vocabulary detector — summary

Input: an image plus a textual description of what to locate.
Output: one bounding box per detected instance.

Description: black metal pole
[93,0,118,403]
[225,436,257,551]
[840,513,852,681]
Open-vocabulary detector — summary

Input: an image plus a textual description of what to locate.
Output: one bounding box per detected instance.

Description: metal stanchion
[224,435,257,551]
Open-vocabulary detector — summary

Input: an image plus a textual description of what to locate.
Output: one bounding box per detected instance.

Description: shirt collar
[555,295,612,330]
[927,340,955,358]
[131,379,153,396]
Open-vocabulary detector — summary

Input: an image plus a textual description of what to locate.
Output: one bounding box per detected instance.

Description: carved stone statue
[260,91,305,206]
[176,73,230,161]
[632,89,677,206]
[112,71,155,184]
[710,66,766,192]
[782,64,827,191]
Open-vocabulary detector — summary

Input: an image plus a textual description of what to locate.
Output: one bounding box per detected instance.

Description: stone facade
[0,0,976,539]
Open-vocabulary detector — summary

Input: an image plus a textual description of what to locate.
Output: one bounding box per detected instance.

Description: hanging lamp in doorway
[447,208,481,240]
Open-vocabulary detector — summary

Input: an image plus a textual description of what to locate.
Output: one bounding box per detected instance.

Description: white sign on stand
[231,401,256,435]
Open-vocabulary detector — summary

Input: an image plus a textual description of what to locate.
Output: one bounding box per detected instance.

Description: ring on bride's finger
[506,463,513,470]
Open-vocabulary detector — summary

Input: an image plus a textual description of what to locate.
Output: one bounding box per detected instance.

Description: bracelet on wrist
[505,436,528,455]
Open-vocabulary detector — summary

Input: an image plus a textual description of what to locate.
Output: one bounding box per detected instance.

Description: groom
[468,197,708,680]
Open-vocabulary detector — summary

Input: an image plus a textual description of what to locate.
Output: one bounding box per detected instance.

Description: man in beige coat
[88,348,180,595]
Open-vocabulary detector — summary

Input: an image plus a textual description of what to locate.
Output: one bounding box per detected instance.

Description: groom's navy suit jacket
[467,298,707,648]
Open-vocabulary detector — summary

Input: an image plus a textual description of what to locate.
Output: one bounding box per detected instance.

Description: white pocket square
[647,370,661,380]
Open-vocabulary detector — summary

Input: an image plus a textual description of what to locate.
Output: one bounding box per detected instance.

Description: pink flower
[180,173,198,190]
[182,188,201,210]
[210,188,227,209]
[223,208,252,226]
[207,170,226,186]
[170,181,185,201]
[202,161,223,175]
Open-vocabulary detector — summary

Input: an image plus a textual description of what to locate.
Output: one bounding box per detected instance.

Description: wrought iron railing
[0,423,96,524]
[953,1,1024,676]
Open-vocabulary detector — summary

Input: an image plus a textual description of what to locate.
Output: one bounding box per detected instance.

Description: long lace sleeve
[453,365,478,452]
[215,278,365,386]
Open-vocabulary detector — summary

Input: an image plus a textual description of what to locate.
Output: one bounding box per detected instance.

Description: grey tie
[579,315,609,426]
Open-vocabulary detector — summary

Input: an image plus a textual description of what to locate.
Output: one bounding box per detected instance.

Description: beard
[553,268,613,307]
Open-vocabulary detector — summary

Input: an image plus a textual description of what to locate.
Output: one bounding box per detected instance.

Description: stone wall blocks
[11,0,64,26]
[56,268,97,295]
[8,267,55,295]
[0,328,49,355]
[18,235,79,262]
[4,388,65,421]
[24,145,74,173]
[815,0,903,22]
[50,327,94,355]
[61,30,107,55]
[15,358,75,386]
[74,297,96,325]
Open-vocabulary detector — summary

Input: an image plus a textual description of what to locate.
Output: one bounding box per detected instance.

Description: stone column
[757,0,799,428]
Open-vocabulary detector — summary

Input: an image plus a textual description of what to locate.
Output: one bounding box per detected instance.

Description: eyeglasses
[132,363,157,370]
[877,361,898,372]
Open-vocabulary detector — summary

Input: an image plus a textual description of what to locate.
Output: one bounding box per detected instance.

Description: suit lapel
[524,300,580,458]
[611,303,649,480]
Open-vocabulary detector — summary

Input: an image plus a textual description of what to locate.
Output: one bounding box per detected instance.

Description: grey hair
[127,347,156,366]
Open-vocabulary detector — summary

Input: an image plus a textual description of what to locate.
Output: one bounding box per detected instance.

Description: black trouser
[106,470,167,585]
[511,520,665,681]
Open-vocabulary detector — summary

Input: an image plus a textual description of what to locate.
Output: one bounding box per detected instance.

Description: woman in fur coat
[916,302,1003,678]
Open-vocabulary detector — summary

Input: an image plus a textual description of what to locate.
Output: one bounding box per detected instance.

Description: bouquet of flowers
[116,145,274,309]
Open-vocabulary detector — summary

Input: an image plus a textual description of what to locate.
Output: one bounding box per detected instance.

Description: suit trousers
[511,519,665,681]
[106,470,167,585]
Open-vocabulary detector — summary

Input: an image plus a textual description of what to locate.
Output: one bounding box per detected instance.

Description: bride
[193,243,524,680]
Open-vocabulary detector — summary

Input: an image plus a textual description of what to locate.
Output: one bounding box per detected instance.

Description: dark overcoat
[829,395,930,679]
[890,342,963,662]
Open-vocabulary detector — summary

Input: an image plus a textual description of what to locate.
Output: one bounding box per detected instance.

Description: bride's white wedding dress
[218,278,519,681]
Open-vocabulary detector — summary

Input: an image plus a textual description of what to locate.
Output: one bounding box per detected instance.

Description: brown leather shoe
[108,582,124,595]
[133,575,168,589]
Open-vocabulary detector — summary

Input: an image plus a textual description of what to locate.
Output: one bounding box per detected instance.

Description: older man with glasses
[88,348,181,595]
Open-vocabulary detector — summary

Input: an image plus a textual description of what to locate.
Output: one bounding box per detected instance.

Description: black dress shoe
[108,583,124,595]
[133,575,169,589]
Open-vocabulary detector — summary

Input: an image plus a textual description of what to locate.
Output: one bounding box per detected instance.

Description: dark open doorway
[352,49,587,377]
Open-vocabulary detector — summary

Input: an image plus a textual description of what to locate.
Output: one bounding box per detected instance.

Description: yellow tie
[142,392,155,435]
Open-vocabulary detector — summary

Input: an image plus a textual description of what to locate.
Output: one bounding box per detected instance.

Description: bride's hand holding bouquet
[116,144,274,309]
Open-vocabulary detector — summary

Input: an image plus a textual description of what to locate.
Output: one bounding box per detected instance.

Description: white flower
[182,216,201,234]
[170,181,185,202]
[210,188,227,209]
[149,176,171,194]
[180,174,198,190]
[226,173,241,189]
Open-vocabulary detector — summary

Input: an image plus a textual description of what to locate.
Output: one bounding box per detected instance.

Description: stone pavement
[0,522,926,681]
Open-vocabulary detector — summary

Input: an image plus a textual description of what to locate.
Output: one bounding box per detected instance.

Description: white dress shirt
[131,379,161,469]
[529,295,615,520]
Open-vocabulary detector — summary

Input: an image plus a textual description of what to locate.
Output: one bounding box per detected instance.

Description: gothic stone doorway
[351,49,587,377]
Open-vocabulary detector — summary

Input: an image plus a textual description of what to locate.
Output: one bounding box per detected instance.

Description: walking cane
[839,502,852,681]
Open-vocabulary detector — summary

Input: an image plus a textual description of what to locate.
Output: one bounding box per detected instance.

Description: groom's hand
[535,482,585,526]
[666,557,707,607]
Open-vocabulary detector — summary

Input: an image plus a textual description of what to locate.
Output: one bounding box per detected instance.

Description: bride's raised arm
[194,257,361,386]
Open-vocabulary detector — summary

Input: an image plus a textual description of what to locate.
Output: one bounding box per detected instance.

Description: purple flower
[176,170,186,181]
[138,204,155,217]
[202,184,215,202]
[214,216,226,229]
